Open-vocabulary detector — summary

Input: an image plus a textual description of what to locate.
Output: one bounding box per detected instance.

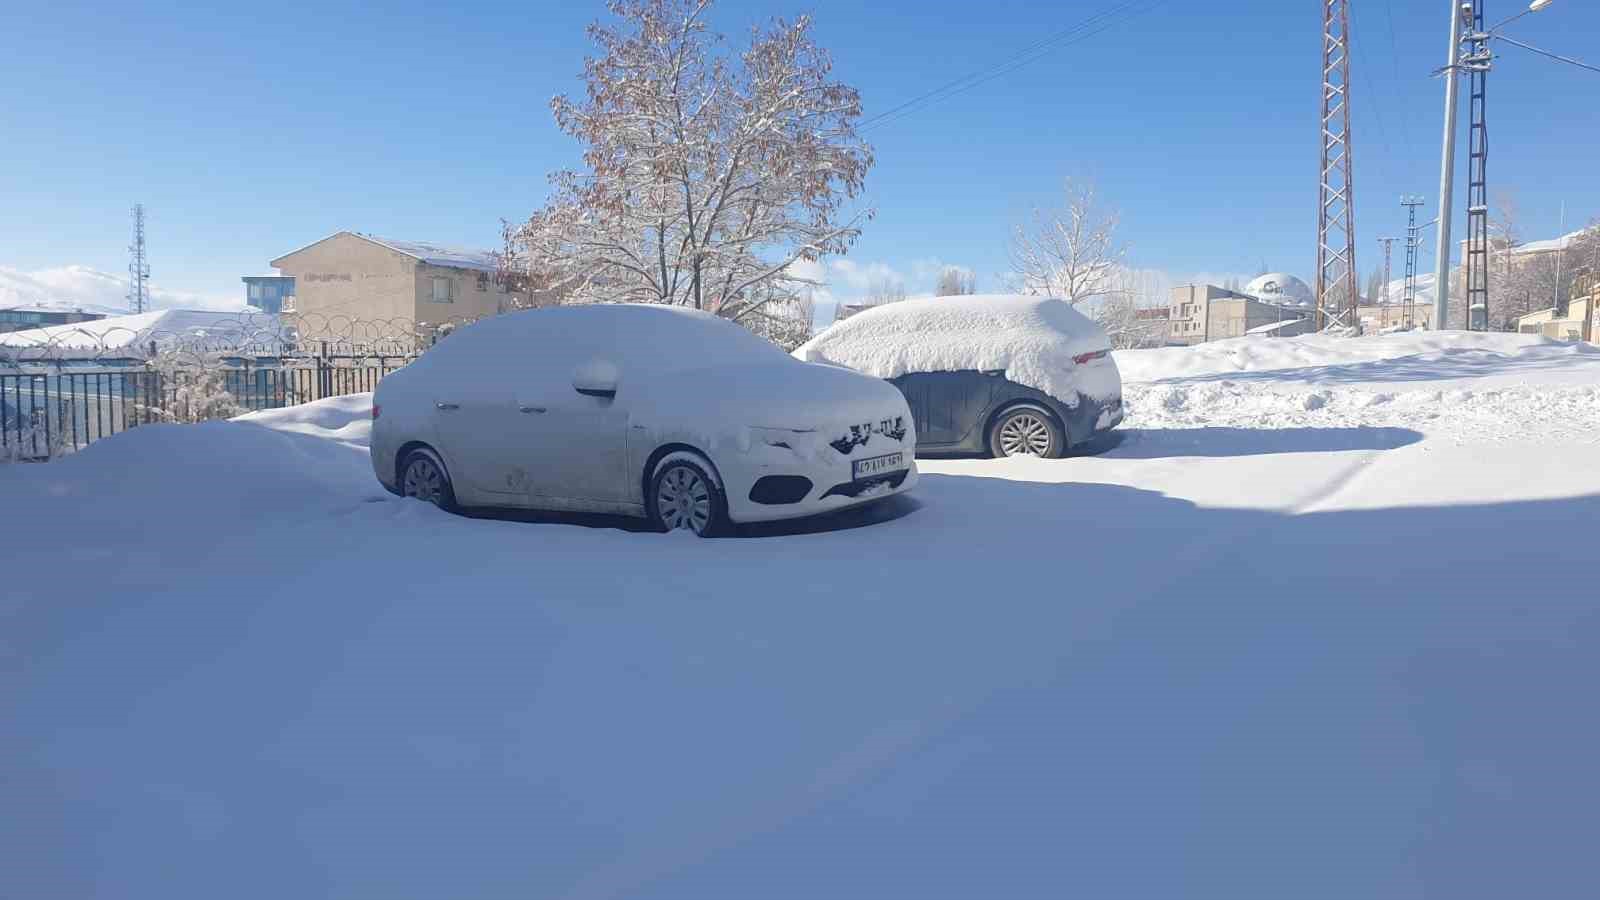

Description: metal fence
[1,349,414,460]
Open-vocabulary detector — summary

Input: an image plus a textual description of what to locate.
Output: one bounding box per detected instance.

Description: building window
[476,271,489,292]
[248,283,263,300]
[431,277,453,303]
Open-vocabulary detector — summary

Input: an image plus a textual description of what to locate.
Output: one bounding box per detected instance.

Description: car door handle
[518,405,546,414]
[435,401,460,410]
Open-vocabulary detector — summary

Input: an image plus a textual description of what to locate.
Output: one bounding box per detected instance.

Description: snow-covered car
[795,294,1123,458]
[370,305,918,535]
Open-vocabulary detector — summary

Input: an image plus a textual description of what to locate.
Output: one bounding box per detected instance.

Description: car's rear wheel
[988,406,1065,459]
[649,454,726,537]
[401,448,457,510]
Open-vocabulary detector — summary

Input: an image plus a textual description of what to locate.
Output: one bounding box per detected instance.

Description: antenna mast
[128,204,150,314]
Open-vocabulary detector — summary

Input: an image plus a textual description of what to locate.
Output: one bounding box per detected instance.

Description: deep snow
[4,331,1599,899]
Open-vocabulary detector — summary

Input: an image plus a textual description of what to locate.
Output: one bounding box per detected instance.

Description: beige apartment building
[270,232,544,330]
[1168,284,1311,345]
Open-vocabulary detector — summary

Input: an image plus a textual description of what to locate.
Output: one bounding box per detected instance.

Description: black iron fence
[2,350,414,460]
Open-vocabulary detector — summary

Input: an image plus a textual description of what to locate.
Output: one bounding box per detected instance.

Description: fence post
[317,340,330,400]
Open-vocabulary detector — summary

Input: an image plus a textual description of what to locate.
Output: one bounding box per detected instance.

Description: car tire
[987,406,1066,459]
[648,452,727,537]
[400,447,458,511]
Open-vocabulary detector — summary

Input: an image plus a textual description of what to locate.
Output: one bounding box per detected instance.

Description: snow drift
[5,330,1600,900]
[795,294,1120,402]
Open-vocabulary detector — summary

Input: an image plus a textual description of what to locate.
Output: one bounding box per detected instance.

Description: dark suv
[890,366,1123,458]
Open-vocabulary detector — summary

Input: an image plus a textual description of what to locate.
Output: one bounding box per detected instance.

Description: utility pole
[1317,0,1360,333]
[127,204,150,315]
[1377,236,1397,304]
[1432,1,1466,330]
[1401,195,1427,328]
[1553,199,1567,316]
[1462,0,1492,330]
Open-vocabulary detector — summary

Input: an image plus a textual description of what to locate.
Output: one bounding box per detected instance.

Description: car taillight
[1073,349,1109,365]
[371,404,381,419]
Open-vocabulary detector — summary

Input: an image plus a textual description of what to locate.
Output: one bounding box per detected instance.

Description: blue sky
[2,0,1597,310]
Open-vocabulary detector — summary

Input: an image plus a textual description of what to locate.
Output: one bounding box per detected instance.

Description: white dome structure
[1245,273,1314,308]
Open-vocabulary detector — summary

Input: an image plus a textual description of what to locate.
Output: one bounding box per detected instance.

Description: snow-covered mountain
[0,264,243,314]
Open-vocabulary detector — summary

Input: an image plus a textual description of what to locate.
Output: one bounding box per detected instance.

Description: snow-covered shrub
[147,351,244,424]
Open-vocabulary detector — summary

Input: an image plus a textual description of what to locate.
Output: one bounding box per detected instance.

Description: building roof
[361,236,501,273]
[0,305,104,316]
[0,309,287,360]
[1246,318,1309,335]
[1508,229,1587,256]
[269,231,502,274]
[1245,273,1314,308]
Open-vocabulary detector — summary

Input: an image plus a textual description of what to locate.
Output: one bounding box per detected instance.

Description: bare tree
[863,277,907,306]
[1097,267,1170,349]
[1006,179,1125,304]
[935,266,976,296]
[1479,223,1600,329]
[500,0,873,332]
[1364,269,1386,305]
[1490,192,1522,254]
[738,282,815,350]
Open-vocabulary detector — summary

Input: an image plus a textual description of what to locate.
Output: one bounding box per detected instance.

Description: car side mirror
[573,359,619,399]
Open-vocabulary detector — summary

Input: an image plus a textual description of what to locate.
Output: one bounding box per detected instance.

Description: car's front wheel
[649,453,726,537]
[401,447,457,510]
[988,406,1066,459]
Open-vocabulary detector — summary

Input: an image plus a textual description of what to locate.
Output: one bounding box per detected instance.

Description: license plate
[853,451,905,479]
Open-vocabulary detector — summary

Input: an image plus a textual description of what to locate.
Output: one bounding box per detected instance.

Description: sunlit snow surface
[4,331,1599,899]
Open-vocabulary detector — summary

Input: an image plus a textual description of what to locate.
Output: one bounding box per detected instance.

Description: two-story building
[1168,284,1312,345]
[0,306,107,334]
[268,232,557,332]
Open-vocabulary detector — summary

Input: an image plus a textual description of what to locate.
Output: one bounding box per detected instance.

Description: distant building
[0,307,106,334]
[1513,272,1598,342]
[1168,284,1309,345]
[1356,303,1427,333]
[833,302,877,322]
[1244,317,1318,339]
[1244,272,1315,308]
[241,275,295,314]
[269,232,560,330]
[0,309,281,363]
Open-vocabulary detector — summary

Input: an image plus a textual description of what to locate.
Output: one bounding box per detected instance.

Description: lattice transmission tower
[1317,0,1359,331]
[1377,236,1396,305]
[128,204,150,314]
[1461,0,1493,330]
[1401,195,1427,328]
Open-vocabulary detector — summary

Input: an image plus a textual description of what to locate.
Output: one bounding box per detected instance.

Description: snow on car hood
[795,293,1120,402]
[627,359,910,432]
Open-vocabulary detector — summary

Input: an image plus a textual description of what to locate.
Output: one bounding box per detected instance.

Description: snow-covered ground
[4,332,1599,899]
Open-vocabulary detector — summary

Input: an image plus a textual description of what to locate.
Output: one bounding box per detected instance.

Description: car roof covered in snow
[424,303,790,376]
[794,294,1113,401]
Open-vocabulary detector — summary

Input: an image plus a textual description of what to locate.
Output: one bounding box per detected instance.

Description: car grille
[820,469,909,499]
[828,414,908,455]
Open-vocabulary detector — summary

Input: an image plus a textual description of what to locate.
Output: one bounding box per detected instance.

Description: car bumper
[719,446,920,524]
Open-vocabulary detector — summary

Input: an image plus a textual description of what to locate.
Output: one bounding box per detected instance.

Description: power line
[858,0,1168,134]
[1495,34,1600,76]
[1380,0,1415,154]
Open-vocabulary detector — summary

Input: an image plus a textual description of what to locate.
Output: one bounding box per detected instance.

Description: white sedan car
[370,305,918,535]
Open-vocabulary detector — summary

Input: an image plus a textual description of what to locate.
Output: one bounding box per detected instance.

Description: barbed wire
[0,311,502,369]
